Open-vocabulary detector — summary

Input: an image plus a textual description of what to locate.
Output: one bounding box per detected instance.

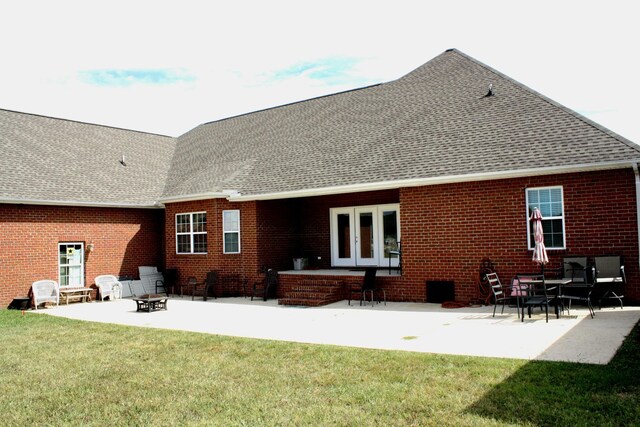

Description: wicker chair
[30,280,59,310]
[95,275,122,301]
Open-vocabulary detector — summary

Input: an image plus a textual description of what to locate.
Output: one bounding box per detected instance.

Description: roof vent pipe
[120,154,126,166]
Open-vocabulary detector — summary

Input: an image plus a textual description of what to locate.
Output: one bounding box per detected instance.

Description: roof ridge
[446,49,640,153]
[0,107,174,139]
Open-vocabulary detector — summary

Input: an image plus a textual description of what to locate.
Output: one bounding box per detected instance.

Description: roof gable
[163,49,640,201]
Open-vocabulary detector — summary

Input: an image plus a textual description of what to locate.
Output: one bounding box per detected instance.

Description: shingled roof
[0,110,174,206]
[2,49,639,207]
[163,49,640,202]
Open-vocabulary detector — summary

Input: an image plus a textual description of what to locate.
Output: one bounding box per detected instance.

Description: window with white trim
[223,210,241,254]
[526,187,565,249]
[176,212,207,254]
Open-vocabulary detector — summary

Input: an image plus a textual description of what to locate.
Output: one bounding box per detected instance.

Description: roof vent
[120,154,127,166]
[482,84,494,98]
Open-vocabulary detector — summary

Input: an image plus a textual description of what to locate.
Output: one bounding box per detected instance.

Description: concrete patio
[38,297,640,365]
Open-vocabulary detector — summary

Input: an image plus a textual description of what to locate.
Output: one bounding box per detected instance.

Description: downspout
[633,163,640,271]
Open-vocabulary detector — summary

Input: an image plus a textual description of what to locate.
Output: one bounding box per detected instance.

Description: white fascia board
[228,160,638,202]
[157,191,229,204]
[0,198,163,209]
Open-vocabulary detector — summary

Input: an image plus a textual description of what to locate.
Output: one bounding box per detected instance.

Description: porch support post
[633,163,640,271]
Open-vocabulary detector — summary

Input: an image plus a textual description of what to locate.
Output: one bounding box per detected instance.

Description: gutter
[634,163,640,271]
[0,198,163,209]
[157,190,237,205]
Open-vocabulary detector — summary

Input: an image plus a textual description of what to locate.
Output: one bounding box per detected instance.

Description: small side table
[133,294,168,312]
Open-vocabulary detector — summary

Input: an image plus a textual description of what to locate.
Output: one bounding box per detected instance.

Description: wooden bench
[59,287,92,305]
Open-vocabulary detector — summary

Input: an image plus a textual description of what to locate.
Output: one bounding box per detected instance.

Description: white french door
[330,204,400,267]
[58,243,84,287]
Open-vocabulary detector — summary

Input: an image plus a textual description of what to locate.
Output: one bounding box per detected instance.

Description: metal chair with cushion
[559,265,595,318]
[594,256,625,309]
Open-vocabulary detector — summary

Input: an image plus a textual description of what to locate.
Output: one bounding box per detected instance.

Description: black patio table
[133,294,168,312]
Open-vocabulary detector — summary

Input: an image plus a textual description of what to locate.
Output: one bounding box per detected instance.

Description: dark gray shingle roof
[163,49,640,200]
[0,110,175,206]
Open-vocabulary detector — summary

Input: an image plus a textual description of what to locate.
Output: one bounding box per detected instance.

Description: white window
[58,243,84,287]
[176,212,207,254]
[526,187,565,249]
[223,210,241,254]
[330,204,400,267]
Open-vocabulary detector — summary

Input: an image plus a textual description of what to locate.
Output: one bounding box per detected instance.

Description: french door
[58,243,84,287]
[330,204,400,267]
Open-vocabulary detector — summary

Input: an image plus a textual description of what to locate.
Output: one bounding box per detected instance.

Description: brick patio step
[278,279,344,307]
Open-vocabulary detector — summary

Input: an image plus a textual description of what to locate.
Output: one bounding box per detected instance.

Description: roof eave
[157,191,234,205]
[228,160,639,201]
[0,198,163,209]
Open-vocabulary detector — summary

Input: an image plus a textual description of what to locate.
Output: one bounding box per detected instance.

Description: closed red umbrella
[531,207,548,273]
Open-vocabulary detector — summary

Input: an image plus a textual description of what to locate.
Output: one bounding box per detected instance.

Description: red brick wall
[295,190,399,269]
[0,204,163,307]
[164,199,262,296]
[400,169,639,303]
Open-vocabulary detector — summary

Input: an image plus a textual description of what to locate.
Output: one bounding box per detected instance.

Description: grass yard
[1,310,639,426]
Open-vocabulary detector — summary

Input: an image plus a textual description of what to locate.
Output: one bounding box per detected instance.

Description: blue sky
[0,1,638,143]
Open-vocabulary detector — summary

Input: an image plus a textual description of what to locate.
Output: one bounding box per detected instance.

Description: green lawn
[1,310,638,426]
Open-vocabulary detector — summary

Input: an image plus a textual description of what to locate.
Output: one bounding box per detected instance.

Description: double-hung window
[526,187,565,249]
[176,212,207,254]
[223,210,241,254]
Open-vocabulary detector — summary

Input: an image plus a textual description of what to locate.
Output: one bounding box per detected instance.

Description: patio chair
[252,269,278,301]
[594,256,625,309]
[189,276,210,301]
[155,268,177,296]
[558,265,595,318]
[518,274,558,323]
[95,275,122,301]
[562,256,588,283]
[204,270,218,299]
[485,272,512,317]
[348,267,385,306]
[30,280,59,310]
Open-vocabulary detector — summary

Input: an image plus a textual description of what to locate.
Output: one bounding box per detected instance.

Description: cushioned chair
[559,265,595,318]
[562,256,588,283]
[95,275,122,301]
[594,256,625,309]
[252,269,278,301]
[30,280,59,310]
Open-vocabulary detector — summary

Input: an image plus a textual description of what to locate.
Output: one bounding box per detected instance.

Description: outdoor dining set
[485,255,625,322]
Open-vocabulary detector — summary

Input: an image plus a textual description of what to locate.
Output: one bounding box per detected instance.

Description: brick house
[2,48,639,307]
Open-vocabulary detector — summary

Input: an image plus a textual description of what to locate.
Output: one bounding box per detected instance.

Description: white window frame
[58,242,85,288]
[330,204,400,267]
[175,212,207,254]
[525,186,566,250]
[222,210,241,254]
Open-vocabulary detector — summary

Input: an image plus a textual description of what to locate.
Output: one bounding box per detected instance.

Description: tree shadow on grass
[466,321,640,426]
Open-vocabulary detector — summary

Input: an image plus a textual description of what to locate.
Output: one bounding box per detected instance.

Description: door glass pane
[337,213,351,259]
[382,210,398,258]
[359,212,374,258]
